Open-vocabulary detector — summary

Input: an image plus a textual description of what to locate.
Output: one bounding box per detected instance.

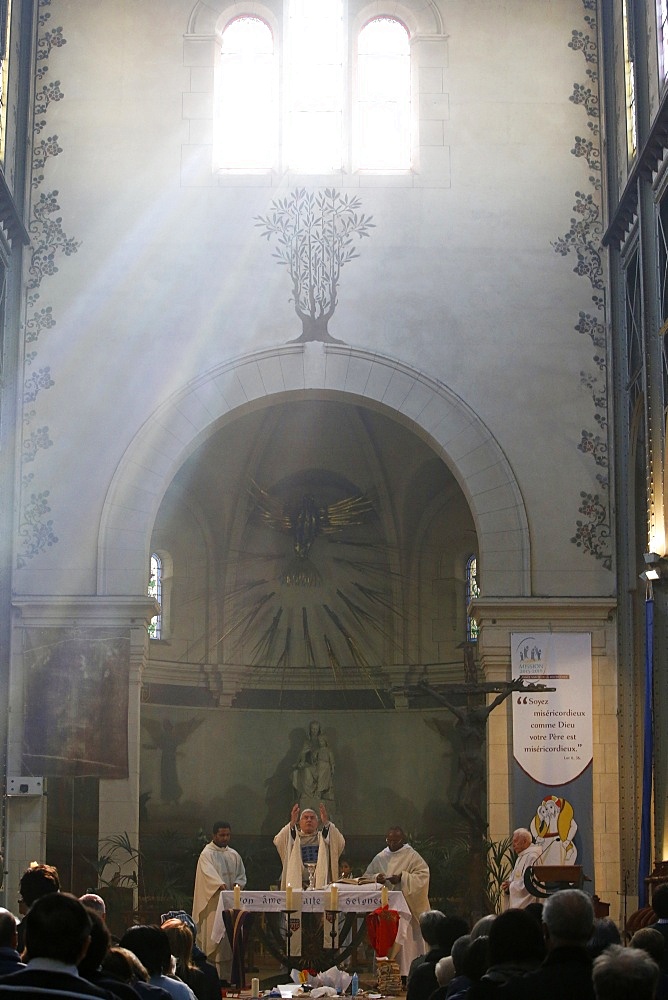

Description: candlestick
[329,884,338,910]
[381,884,389,907]
[286,883,293,909]
[233,884,241,909]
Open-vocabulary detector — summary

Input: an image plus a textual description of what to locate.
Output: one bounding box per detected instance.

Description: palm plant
[85,832,143,889]
[485,836,514,913]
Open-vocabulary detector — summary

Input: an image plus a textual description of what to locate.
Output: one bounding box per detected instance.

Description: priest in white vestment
[364,826,430,977]
[501,827,544,909]
[274,802,345,889]
[192,822,247,982]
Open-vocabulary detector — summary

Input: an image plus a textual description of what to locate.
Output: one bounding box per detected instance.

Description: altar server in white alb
[192,821,247,981]
[364,826,430,976]
[274,802,345,889]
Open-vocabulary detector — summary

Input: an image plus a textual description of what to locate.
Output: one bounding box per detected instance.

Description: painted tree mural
[255,187,374,342]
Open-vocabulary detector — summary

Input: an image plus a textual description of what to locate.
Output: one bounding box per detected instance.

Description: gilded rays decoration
[218,472,402,701]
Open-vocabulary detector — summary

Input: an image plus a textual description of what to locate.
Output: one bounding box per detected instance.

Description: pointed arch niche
[99,346,529,615]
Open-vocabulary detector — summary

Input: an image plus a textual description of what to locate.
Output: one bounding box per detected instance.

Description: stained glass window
[148,553,162,639]
[466,554,480,642]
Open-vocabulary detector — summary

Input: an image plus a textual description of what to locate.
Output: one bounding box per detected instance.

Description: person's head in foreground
[592,943,659,1000]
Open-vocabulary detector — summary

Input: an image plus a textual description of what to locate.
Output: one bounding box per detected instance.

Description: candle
[381,884,389,907]
[233,884,241,909]
[286,883,293,909]
[329,884,338,910]
[252,979,260,998]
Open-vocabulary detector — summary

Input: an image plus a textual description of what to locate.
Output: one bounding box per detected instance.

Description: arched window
[659,0,668,82]
[622,0,637,160]
[217,16,277,169]
[356,17,411,170]
[465,554,480,642]
[148,552,163,639]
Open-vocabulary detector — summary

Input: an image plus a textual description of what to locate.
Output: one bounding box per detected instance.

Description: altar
[212,886,411,981]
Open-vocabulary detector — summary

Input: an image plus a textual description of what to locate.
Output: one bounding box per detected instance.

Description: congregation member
[651,883,668,970]
[101,948,171,1000]
[274,801,344,889]
[78,909,141,1000]
[466,909,544,1000]
[586,916,621,959]
[0,892,115,1000]
[161,918,219,1000]
[447,936,490,1000]
[364,826,430,977]
[192,821,246,983]
[80,894,107,919]
[497,888,595,1000]
[592,944,659,1000]
[630,927,668,1000]
[434,934,470,1000]
[500,830,542,910]
[0,908,25,976]
[119,926,196,1000]
[16,862,60,951]
[406,913,469,1000]
[160,912,219,1000]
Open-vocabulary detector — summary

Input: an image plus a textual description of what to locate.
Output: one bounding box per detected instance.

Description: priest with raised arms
[364,826,430,977]
[274,802,345,889]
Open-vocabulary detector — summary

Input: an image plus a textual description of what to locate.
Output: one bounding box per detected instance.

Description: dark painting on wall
[23,627,130,777]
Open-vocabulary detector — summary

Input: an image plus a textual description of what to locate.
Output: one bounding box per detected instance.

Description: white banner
[511,632,592,785]
[220,887,396,913]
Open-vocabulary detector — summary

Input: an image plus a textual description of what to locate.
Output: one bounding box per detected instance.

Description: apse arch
[97,344,530,598]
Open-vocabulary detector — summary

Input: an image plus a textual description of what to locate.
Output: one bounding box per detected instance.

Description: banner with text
[511,632,593,885]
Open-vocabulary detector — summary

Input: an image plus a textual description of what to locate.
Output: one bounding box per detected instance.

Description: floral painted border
[553,0,612,571]
[17,0,79,567]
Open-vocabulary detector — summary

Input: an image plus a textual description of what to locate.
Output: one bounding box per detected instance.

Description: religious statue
[292,720,335,815]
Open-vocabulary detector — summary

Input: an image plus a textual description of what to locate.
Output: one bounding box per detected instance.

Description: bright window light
[357,17,411,169]
[286,0,344,171]
[217,17,277,169]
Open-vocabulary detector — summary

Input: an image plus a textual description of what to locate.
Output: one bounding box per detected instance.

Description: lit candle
[330,884,338,910]
[233,884,241,909]
[286,883,293,909]
[381,884,389,907]
[252,979,260,998]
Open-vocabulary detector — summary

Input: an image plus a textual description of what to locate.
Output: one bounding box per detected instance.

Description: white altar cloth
[212,886,410,946]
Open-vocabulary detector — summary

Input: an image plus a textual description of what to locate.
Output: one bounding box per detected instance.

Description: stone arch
[187,0,443,36]
[98,344,530,598]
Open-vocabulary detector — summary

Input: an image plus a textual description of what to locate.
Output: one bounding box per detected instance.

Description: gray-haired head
[593,943,659,1000]
[542,889,594,946]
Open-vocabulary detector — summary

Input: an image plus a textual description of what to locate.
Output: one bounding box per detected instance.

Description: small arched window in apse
[465,554,480,642]
[148,553,162,639]
[356,16,411,170]
[217,16,277,169]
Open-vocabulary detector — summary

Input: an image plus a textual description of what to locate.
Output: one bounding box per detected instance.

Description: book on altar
[338,876,379,885]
